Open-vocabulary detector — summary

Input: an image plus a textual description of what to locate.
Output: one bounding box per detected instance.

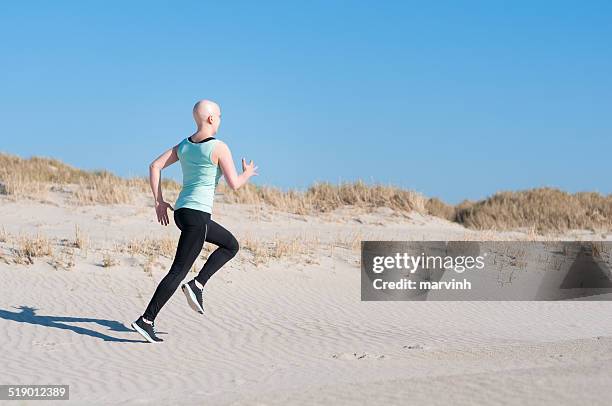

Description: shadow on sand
[0,305,147,343]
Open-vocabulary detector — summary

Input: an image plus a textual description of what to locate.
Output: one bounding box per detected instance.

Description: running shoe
[181,279,205,314]
[131,316,163,343]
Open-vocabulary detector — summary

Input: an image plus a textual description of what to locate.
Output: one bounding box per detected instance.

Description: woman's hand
[155,200,174,226]
[241,158,259,178]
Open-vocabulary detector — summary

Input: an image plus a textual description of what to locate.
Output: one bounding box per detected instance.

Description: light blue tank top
[174,136,223,214]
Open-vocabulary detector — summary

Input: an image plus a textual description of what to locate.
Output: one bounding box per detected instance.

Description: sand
[1,190,612,405]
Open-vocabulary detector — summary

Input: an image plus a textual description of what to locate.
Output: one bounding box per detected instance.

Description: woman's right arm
[215,141,258,190]
[149,144,179,226]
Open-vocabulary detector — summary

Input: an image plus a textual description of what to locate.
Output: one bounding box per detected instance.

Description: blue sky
[1,1,610,204]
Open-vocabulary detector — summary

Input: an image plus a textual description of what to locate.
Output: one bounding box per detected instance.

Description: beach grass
[2,152,611,234]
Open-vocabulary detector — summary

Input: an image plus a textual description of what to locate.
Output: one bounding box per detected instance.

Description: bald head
[193,99,221,130]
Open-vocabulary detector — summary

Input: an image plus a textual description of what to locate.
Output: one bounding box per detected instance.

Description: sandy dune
[1,191,612,405]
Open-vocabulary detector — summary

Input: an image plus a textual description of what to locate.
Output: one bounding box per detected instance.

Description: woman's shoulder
[176,137,188,150]
[212,138,228,148]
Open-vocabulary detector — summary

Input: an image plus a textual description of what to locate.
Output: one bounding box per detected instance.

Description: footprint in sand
[331,352,386,360]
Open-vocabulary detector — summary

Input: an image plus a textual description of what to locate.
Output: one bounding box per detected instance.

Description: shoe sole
[182,283,205,314]
[131,321,158,343]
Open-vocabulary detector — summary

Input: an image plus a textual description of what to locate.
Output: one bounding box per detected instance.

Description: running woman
[132,99,258,343]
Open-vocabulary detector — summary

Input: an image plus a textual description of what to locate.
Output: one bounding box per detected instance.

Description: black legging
[142,207,239,321]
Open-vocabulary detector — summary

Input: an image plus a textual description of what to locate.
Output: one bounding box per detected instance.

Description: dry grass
[307,181,427,214]
[73,171,135,205]
[0,152,180,204]
[221,181,612,234]
[101,252,119,268]
[117,236,177,259]
[241,235,269,266]
[3,152,612,235]
[455,188,612,233]
[425,197,456,221]
[240,233,320,266]
[218,183,310,214]
[1,230,333,270]
[0,175,48,200]
[0,251,10,265]
[114,236,178,275]
[332,231,363,251]
[271,235,319,259]
[219,180,428,216]
[73,224,89,250]
[12,233,53,264]
[49,247,76,270]
[127,176,182,195]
